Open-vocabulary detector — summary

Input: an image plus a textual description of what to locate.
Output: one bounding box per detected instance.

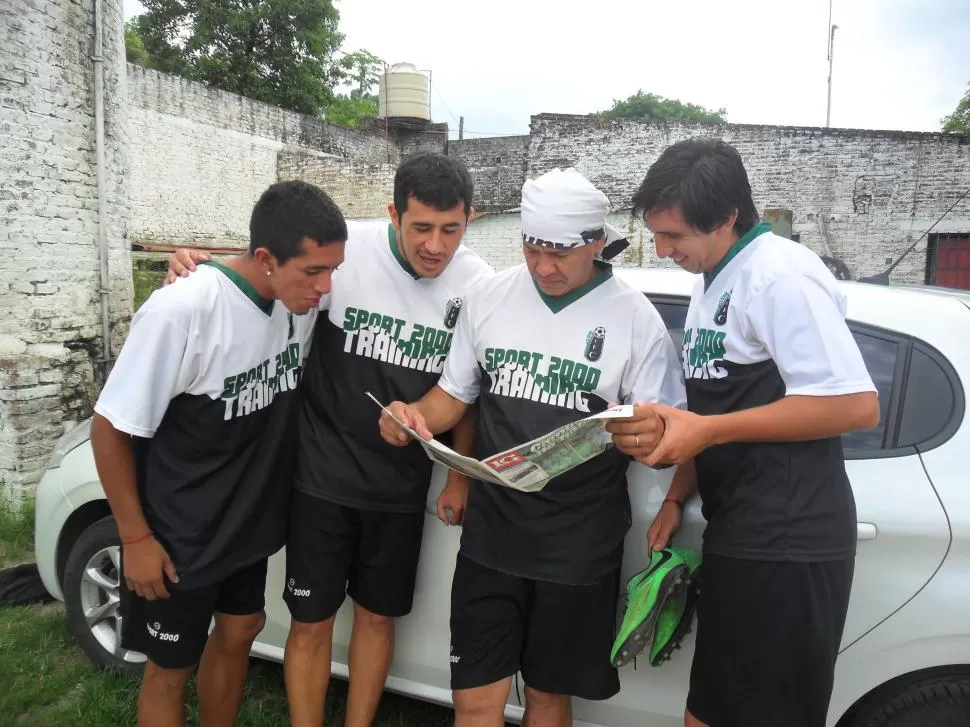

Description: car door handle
[857,522,877,541]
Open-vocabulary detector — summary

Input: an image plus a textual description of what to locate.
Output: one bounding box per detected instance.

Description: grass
[0,495,35,567]
[0,600,458,726]
[0,498,462,726]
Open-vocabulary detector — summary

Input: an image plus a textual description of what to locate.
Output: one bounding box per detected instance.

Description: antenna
[826,0,837,127]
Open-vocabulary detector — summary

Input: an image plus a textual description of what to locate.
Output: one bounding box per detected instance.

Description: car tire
[848,674,970,727]
[63,515,146,676]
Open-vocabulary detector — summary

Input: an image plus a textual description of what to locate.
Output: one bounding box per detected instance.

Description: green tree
[942,83,970,133]
[337,49,383,99]
[324,94,379,129]
[124,19,153,67]
[599,90,727,124]
[133,0,344,115]
[323,49,383,129]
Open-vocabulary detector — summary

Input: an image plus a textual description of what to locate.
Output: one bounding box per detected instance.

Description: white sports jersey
[683,223,876,560]
[94,262,315,587]
[440,262,686,585]
[296,219,493,512]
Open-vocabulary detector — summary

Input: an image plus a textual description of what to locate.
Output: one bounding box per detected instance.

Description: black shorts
[119,557,268,670]
[449,554,621,701]
[687,554,854,727]
[282,489,426,623]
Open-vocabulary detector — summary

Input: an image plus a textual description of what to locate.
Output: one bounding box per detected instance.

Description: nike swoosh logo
[632,550,672,589]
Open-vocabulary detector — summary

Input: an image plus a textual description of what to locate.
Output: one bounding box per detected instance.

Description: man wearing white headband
[379,167,689,726]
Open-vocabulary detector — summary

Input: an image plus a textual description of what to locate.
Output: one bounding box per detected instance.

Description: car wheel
[848,674,970,727]
[63,515,146,675]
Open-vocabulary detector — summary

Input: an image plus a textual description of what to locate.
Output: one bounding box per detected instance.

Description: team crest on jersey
[714,291,731,326]
[584,326,606,362]
[444,297,463,329]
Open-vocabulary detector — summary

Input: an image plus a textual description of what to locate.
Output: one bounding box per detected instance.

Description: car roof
[612,267,970,359]
[613,267,970,306]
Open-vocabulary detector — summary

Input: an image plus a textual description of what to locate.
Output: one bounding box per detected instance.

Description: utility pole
[826,0,837,127]
[459,115,464,140]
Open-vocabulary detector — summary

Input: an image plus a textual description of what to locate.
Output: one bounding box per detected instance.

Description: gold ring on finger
[635,434,640,448]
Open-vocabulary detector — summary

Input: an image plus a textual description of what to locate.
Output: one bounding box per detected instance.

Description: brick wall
[7,43,970,497]
[0,0,131,497]
[461,209,682,273]
[451,136,530,212]
[128,65,394,248]
[526,114,970,283]
[277,148,395,220]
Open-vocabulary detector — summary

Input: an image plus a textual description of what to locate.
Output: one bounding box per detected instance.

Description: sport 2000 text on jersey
[683,224,876,561]
[295,220,493,512]
[439,262,686,585]
[94,262,315,588]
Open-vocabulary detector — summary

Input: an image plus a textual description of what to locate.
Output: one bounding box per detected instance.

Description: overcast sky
[123,0,970,138]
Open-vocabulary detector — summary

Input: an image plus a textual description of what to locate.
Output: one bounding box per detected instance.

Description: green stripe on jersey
[703,222,772,291]
[202,260,274,315]
[388,224,420,279]
[534,260,614,313]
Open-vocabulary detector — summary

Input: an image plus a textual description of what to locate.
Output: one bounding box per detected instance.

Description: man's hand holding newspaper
[373,392,636,493]
[379,399,434,445]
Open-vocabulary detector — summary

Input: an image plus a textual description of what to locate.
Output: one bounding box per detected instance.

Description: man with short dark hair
[378,167,687,727]
[92,180,347,727]
[283,150,492,727]
[167,151,492,727]
[608,138,880,727]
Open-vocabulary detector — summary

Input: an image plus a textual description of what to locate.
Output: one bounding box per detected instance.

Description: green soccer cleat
[648,546,702,666]
[610,547,691,668]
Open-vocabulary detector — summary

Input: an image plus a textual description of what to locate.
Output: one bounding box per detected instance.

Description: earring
[265,270,271,276]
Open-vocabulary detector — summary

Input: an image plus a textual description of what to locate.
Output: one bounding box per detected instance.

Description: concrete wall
[0,0,131,497]
[527,114,970,283]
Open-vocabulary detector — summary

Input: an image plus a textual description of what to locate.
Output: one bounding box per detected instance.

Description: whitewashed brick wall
[277,149,395,220]
[1,0,131,498]
[524,115,970,284]
[461,210,682,273]
[451,136,530,212]
[7,44,970,499]
[128,66,395,248]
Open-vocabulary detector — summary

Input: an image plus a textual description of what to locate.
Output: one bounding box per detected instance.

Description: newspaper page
[367,392,634,492]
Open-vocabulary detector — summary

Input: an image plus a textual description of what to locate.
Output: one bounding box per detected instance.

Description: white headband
[520,167,629,260]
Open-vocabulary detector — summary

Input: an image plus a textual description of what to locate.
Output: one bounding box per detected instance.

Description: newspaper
[368,392,634,493]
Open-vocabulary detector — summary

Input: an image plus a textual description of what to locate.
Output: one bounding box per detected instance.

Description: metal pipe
[826,23,837,127]
[92,0,112,381]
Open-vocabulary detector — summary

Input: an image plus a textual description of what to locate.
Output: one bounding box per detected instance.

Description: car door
[837,328,950,647]
[572,295,951,727]
[385,464,462,698]
[573,296,705,727]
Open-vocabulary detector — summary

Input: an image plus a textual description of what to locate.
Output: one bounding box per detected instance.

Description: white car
[34,268,970,727]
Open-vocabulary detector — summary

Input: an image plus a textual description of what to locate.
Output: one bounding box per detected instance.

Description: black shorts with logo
[449,554,621,701]
[283,489,426,623]
[687,554,854,727]
[118,556,268,670]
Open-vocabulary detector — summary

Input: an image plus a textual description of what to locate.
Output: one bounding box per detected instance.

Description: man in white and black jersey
[166,152,492,727]
[609,138,880,727]
[92,181,347,727]
[378,167,688,727]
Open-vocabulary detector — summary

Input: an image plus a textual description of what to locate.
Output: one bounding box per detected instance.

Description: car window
[841,330,900,452]
[651,301,688,361]
[647,296,909,454]
[896,342,962,449]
